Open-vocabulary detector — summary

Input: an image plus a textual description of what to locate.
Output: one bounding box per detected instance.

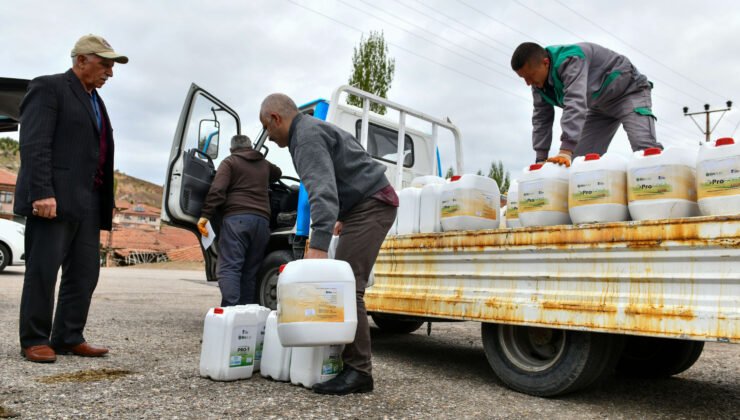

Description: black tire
[616,336,704,377]
[256,250,294,310]
[481,323,624,397]
[0,243,10,272]
[370,313,425,334]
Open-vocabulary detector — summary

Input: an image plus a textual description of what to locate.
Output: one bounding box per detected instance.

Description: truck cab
[161,83,462,308]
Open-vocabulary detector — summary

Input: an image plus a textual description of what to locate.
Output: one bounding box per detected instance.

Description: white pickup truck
[162,85,739,397]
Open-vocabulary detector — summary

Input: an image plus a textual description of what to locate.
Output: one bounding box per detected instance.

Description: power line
[455,0,542,43]
[510,0,709,105]
[354,0,514,74]
[401,0,512,54]
[284,0,530,103]
[286,0,700,147]
[336,0,520,82]
[731,118,740,137]
[449,0,708,131]
[552,0,727,101]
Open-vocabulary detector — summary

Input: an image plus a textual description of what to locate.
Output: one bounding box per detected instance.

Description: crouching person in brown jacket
[198,135,281,306]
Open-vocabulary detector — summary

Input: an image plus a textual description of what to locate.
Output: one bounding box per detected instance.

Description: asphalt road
[0,265,738,419]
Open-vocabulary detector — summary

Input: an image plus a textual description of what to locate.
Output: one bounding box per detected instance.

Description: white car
[0,218,24,271]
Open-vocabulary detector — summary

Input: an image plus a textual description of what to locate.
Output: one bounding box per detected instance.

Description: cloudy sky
[3,0,739,186]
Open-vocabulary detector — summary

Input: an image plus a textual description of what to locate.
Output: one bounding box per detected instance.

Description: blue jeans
[217,214,270,306]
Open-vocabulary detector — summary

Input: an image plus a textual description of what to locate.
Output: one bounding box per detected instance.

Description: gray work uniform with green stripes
[531,42,662,160]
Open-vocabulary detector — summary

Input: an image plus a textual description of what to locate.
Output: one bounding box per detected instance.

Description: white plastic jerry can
[568,153,630,224]
[199,306,259,381]
[505,180,521,228]
[627,147,699,220]
[439,174,500,231]
[410,175,446,188]
[241,304,271,372]
[397,187,422,235]
[419,183,445,233]
[518,163,571,227]
[289,344,344,389]
[277,259,358,347]
[260,311,292,382]
[697,137,740,216]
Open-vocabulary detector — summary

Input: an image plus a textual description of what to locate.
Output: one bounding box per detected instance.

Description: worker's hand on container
[333,221,343,236]
[546,151,572,167]
[197,217,209,237]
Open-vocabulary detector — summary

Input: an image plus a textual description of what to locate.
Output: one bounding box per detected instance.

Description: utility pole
[683,101,733,144]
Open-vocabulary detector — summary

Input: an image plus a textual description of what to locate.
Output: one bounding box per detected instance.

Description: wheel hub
[499,325,566,372]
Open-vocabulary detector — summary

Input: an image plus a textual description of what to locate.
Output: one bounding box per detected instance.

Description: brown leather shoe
[22,345,57,363]
[54,342,109,357]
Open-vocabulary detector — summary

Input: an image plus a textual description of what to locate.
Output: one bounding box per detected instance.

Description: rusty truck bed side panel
[365,216,740,343]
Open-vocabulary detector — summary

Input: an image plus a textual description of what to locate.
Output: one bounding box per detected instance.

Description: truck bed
[366,215,740,343]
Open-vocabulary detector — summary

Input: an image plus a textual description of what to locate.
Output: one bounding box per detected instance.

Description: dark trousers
[334,197,397,376]
[19,195,101,349]
[217,214,270,306]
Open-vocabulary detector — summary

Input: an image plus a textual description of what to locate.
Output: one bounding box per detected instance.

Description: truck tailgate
[366,215,740,343]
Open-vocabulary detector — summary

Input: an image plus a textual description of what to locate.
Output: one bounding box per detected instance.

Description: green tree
[0,137,19,155]
[444,166,455,179]
[487,160,510,194]
[347,31,395,115]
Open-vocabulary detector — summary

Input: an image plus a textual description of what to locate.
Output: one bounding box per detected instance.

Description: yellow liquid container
[277,260,357,347]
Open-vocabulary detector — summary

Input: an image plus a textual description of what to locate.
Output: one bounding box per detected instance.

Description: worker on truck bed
[259,93,398,396]
[511,42,663,167]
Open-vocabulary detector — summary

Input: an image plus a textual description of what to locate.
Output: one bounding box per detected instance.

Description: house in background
[113,202,161,229]
[0,168,17,221]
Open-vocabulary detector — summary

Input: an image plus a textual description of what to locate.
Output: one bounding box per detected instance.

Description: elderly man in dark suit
[15,34,128,363]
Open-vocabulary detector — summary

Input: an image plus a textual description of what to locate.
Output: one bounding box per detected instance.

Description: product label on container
[518,180,568,213]
[697,157,740,199]
[569,170,627,208]
[278,284,345,323]
[229,326,256,368]
[440,188,498,220]
[506,200,519,219]
[628,164,697,202]
[321,345,343,379]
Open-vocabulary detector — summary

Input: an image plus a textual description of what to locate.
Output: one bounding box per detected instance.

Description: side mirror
[198,119,220,159]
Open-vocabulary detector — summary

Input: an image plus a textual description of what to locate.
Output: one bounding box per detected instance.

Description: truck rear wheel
[370,313,425,334]
[256,250,294,310]
[481,323,624,397]
[616,336,704,377]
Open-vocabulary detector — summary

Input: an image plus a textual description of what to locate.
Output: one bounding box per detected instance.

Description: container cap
[279,264,286,273]
[529,164,543,171]
[716,137,735,146]
[450,175,461,181]
[214,308,224,314]
[584,153,600,161]
[643,147,662,156]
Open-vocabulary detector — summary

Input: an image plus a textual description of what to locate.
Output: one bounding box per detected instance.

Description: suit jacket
[14,69,115,230]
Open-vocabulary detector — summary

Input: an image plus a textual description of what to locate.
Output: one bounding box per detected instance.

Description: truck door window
[185,93,239,166]
[355,120,414,168]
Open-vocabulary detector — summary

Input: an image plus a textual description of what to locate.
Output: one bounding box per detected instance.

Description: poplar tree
[347,31,395,115]
[487,160,510,194]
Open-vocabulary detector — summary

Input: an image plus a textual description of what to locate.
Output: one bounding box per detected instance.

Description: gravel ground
[0,265,738,419]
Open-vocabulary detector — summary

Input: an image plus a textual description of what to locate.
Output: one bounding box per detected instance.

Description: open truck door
[161,83,240,281]
[0,77,29,132]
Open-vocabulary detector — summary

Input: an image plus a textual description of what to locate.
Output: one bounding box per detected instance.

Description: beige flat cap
[71,34,128,64]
